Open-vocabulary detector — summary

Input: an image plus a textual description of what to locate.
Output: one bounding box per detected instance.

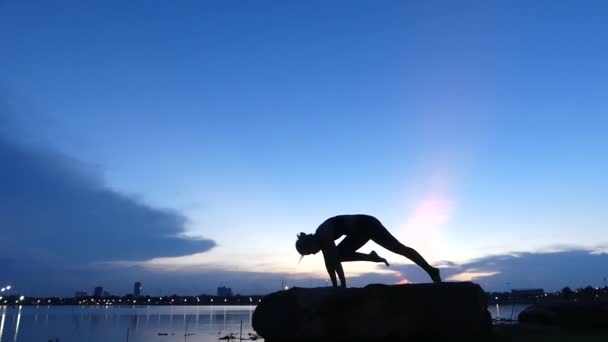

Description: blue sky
[1,0,607,296]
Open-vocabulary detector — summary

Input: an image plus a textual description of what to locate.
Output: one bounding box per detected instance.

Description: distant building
[75,291,88,298]
[512,288,544,299]
[217,286,233,297]
[93,286,103,297]
[102,291,111,298]
[134,282,142,297]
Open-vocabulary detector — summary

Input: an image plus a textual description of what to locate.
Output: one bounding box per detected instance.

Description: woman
[296,214,441,287]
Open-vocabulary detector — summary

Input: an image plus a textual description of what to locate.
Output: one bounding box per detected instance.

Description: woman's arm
[334,255,346,287]
[317,226,346,287]
[322,249,338,287]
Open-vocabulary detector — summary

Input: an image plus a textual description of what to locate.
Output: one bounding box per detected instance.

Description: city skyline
[1,1,607,296]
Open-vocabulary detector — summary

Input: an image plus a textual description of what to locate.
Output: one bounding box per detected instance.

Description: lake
[0,304,528,342]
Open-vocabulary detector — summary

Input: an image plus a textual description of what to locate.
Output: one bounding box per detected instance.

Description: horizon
[1,0,607,297]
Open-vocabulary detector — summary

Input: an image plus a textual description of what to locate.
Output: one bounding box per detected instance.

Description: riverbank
[493,323,608,341]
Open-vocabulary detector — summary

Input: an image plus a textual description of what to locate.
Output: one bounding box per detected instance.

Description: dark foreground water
[0,304,529,342]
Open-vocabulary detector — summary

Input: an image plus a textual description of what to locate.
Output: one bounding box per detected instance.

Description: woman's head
[295,232,321,255]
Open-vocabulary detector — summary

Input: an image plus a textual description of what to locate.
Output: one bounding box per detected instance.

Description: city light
[19,296,24,301]
[6,286,11,290]
[1,288,4,292]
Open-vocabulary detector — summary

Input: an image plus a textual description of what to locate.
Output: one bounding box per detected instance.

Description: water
[0,305,258,342]
[0,304,530,341]
[487,304,530,321]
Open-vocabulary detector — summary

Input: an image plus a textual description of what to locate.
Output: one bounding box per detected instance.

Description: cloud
[0,118,215,269]
[446,270,499,282]
[0,256,294,296]
[98,245,608,296]
[357,247,608,291]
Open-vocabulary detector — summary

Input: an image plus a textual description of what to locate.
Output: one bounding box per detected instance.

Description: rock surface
[252,282,491,341]
[519,302,608,330]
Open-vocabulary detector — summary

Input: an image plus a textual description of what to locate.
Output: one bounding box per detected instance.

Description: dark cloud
[357,248,608,292]
[0,257,289,296]
[0,118,215,270]
[4,248,607,296]
[451,249,608,291]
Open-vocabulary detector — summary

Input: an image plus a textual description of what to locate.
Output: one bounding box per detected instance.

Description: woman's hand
[321,245,346,288]
[316,224,347,288]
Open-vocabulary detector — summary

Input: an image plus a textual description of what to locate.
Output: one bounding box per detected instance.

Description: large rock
[519,302,608,330]
[252,282,492,341]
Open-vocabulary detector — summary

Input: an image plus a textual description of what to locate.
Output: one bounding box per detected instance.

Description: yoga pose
[296,214,441,287]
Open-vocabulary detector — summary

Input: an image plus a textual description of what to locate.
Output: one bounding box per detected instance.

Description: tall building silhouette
[217,286,233,297]
[93,286,103,297]
[75,291,88,298]
[133,281,142,297]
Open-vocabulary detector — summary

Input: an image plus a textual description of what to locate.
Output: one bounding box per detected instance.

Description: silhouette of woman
[296,214,441,287]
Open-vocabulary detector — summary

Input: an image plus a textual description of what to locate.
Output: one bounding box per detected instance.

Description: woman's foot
[429,267,441,283]
[370,250,390,266]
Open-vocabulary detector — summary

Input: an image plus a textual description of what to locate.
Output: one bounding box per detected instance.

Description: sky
[1,0,607,296]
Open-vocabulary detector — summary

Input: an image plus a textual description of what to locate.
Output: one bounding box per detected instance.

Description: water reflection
[0,306,6,340]
[13,305,21,342]
[0,304,522,341]
[488,304,529,321]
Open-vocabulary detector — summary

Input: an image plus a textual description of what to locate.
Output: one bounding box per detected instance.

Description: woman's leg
[369,221,441,282]
[340,251,389,266]
[336,233,369,261]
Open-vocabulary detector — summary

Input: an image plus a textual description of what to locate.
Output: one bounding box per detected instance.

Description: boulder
[252,282,492,341]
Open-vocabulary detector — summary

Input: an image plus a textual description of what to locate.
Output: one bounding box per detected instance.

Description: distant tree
[561,286,573,299]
